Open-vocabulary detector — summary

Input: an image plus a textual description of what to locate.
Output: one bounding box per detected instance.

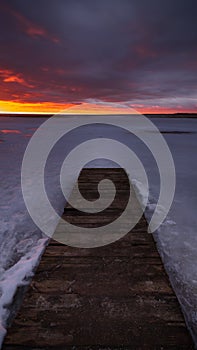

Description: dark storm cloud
[0,0,196,109]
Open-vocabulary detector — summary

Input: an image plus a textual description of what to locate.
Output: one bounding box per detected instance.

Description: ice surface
[0,115,197,346]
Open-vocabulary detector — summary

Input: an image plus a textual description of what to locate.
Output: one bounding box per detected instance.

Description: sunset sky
[0,0,197,114]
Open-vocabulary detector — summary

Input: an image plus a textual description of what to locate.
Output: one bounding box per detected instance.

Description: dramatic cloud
[0,0,196,112]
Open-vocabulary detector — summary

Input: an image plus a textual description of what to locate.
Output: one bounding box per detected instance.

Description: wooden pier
[3,169,194,349]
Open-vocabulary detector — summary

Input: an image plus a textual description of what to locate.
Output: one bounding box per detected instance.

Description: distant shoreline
[0,113,197,118]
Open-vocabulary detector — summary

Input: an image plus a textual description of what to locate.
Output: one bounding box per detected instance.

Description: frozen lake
[0,115,197,346]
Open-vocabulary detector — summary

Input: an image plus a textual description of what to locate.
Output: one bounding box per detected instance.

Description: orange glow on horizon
[66,103,135,114]
[0,100,74,114]
[0,99,196,115]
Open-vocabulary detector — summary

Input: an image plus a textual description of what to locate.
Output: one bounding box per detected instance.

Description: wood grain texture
[3,168,194,349]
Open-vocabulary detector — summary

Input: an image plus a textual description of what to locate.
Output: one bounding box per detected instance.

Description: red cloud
[26,26,47,37]
[13,11,60,43]
[1,129,21,134]
[4,76,25,84]
[0,69,34,88]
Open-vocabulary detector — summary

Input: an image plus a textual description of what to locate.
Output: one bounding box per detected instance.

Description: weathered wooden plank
[2,168,194,349]
[3,297,192,348]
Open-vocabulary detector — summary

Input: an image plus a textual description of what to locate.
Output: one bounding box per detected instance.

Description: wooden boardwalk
[3,169,194,349]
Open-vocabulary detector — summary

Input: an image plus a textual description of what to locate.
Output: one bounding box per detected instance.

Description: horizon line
[0,111,197,116]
